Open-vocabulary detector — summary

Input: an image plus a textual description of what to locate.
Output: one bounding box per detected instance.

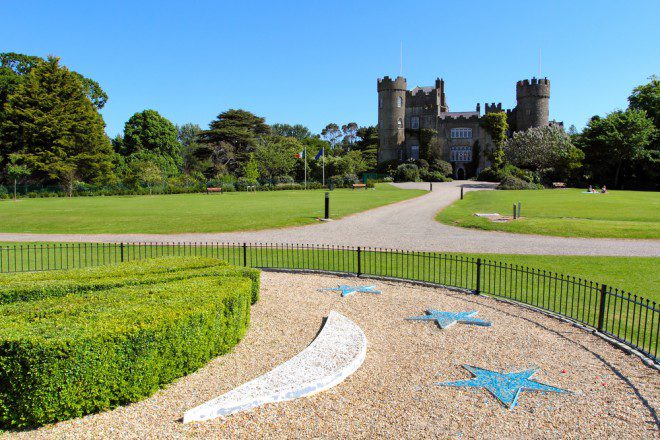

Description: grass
[1,243,657,360]
[436,188,660,239]
[0,184,426,234]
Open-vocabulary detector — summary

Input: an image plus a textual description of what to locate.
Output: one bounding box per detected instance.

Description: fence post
[243,243,247,267]
[357,247,362,277]
[597,284,608,332]
[475,258,482,295]
[120,242,124,262]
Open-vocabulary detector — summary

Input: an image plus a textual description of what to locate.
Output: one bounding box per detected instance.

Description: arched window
[397,118,403,129]
[397,96,403,108]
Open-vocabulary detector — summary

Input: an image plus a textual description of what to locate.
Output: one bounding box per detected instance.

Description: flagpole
[304,145,307,189]
[322,147,325,187]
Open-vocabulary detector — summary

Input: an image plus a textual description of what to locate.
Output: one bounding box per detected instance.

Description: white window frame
[397,118,403,129]
[397,96,403,108]
[450,128,473,139]
[450,146,472,162]
[410,116,419,129]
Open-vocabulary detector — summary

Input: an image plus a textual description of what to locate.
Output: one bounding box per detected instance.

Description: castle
[377,76,559,179]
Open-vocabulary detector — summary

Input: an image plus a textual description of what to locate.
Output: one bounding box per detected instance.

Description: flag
[314,148,324,160]
[295,151,305,159]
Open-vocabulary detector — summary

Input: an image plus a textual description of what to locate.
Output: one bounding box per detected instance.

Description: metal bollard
[325,192,330,219]
[513,203,517,219]
[460,186,464,199]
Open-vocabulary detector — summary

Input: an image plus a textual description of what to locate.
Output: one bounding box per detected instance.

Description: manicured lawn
[0,184,426,234]
[436,188,660,239]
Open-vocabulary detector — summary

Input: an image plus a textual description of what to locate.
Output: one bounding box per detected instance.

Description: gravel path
[12,271,659,439]
[1,181,659,256]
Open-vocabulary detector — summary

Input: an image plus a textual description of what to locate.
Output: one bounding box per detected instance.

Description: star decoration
[436,365,569,410]
[406,310,492,329]
[319,285,381,297]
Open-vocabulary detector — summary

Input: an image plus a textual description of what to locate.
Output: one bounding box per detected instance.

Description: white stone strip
[183,311,367,423]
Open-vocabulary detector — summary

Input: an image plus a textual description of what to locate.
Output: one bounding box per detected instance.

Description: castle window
[451,128,472,139]
[450,146,472,162]
[410,116,419,129]
[397,118,403,129]
[397,96,403,108]
[410,145,419,160]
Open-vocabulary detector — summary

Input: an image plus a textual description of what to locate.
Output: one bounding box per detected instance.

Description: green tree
[0,56,114,193]
[578,109,656,188]
[505,125,583,182]
[270,123,311,140]
[354,125,379,171]
[254,135,300,180]
[628,76,659,127]
[138,160,163,195]
[197,109,270,174]
[5,154,30,200]
[321,123,342,149]
[177,123,208,174]
[242,153,260,183]
[122,109,181,175]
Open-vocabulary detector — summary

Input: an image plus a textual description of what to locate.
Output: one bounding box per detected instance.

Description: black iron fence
[0,242,656,365]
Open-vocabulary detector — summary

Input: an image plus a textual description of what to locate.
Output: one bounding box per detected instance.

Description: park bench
[206,187,223,194]
[352,183,367,190]
[552,182,566,189]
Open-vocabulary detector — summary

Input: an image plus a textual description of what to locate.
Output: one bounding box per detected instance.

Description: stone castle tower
[515,78,550,132]
[377,76,407,162]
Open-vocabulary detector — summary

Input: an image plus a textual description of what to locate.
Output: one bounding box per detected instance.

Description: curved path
[1,181,658,256]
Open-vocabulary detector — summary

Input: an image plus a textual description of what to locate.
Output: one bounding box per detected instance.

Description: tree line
[0,53,379,198]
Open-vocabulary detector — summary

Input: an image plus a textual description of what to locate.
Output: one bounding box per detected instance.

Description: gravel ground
[2,181,659,257]
[9,271,659,439]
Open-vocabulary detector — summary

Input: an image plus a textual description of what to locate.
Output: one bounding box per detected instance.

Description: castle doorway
[456,167,465,180]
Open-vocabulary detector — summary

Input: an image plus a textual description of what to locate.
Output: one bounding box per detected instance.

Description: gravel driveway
[11,272,658,439]
[1,181,658,256]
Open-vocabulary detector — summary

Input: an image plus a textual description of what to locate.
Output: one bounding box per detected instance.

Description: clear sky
[1,0,658,137]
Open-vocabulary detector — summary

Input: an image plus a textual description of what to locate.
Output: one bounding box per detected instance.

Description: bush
[421,169,451,182]
[274,182,303,190]
[0,257,260,428]
[0,186,7,197]
[478,164,535,183]
[416,159,429,170]
[382,176,394,182]
[497,175,542,190]
[274,175,294,184]
[430,159,453,177]
[394,163,420,182]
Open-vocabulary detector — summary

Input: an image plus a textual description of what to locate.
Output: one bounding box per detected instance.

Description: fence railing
[0,242,656,365]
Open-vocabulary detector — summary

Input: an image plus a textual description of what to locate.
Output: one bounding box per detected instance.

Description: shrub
[395,163,420,182]
[430,159,453,177]
[382,176,394,182]
[0,257,260,428]
[421,169,451,182]
[0,186,7,197]
[416,159,429,170]
[274,182,303,190]
[497,175,542,190]
[274,175,294,184]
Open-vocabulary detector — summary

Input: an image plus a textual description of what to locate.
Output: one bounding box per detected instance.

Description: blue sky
[2,0,658,137]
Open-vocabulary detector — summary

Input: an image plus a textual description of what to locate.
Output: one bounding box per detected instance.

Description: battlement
[377,76,407,92]
[438,113,481,122]
[516,77,550,98]
[485,102,503,113]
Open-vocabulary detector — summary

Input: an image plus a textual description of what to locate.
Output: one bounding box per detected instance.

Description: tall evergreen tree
[0,56,114,195]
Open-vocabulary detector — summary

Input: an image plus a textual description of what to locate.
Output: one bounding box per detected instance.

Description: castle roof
[439,111,479,119]
[410,86,434,94]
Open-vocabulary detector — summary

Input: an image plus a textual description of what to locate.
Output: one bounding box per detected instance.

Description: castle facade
[377,76,556,179]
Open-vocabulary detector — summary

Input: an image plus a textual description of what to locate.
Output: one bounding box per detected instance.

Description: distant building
[377,76,561,179]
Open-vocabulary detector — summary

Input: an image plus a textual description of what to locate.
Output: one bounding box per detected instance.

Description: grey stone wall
[377,76,407,162]
[515,78,550,131]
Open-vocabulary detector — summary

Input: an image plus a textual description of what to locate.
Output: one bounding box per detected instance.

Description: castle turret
[515,77,550,131]
[377,76,407,162]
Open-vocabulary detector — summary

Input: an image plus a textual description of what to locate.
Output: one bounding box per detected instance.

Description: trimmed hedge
[0,257,260,428]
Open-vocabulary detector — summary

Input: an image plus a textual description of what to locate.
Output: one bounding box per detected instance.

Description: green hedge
[0,257,260,428]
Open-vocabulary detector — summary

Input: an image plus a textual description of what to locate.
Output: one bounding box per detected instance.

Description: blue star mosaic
[406,310,492,329]
[436,365,569,410]
[319,284,381,297]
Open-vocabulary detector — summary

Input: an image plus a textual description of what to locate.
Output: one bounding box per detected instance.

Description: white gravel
[1,181,658,256]
[8,271,659,439]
